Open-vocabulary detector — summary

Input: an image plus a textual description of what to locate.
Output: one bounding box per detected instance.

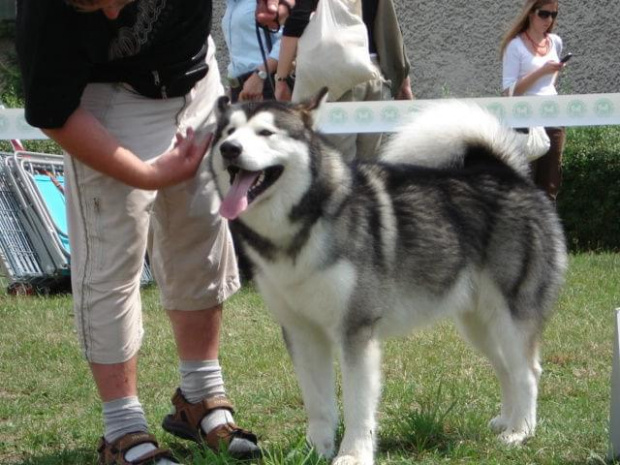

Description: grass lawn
[1,252,619,464]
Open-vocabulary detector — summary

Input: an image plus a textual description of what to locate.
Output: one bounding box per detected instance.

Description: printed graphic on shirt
[109,0,168,60]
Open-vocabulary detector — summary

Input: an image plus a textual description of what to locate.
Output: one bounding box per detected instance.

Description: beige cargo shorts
[65,37,240,364]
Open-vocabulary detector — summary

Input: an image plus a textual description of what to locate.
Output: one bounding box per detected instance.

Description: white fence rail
[1,93,620,140]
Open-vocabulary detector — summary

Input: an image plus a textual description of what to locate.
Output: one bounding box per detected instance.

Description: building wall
[211,0,619,99]
[1,1,617,99]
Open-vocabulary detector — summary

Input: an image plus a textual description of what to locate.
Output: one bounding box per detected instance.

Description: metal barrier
[0,151,153,294]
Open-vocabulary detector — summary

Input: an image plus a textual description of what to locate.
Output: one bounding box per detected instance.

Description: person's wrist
[137,158,161,190]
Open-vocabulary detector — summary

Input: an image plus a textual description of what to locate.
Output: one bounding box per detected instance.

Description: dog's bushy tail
[380,101,529,177]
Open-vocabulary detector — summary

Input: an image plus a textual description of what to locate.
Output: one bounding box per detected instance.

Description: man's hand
[396,76,414,100]
[147,128,213,189]
[275,80,292,101]
[45,107,213,190]
[239,74,265,101]
[256,0,294,30]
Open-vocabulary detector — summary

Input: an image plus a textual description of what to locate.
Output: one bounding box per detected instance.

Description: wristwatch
[255,69,268,80]
[275,74,288,82]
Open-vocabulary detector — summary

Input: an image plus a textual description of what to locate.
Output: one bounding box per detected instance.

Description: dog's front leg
[334,330,382,465]
[282,322,338,459]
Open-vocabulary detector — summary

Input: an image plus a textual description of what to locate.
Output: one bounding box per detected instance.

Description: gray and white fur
[209,89,567,465]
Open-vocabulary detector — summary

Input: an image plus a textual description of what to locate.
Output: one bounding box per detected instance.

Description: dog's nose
[219,140,243,161]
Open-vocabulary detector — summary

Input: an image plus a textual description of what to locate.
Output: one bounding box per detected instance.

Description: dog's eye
[227,128,236,136]
[259,129,274,137]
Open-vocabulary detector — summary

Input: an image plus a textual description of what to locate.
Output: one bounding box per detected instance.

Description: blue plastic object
[32,174,70,253]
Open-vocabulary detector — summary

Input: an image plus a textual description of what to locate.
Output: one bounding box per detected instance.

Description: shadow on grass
[379,406,604,465]
[6,436,602,465]
[178,436,327,465]
[379,402,470,457]
[378,381,472,458]
[10,448,96,465]
[8,443,209,465]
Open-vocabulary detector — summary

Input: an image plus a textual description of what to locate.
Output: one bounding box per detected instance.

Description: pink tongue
[219,170,260,220]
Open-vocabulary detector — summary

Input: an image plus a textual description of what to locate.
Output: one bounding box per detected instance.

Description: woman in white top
[500,0,568,202]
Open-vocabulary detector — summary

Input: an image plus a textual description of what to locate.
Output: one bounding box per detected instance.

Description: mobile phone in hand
[560,53,573,63]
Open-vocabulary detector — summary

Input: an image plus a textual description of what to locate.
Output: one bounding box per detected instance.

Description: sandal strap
[204,423,258,451]
[129,448,177,465]
[170,389,235,431]
[97,432,176,465]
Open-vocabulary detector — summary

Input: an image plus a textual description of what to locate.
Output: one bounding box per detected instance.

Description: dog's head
[210,88,329,222]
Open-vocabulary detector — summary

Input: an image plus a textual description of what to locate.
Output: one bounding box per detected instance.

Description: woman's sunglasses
[536,9,558,20]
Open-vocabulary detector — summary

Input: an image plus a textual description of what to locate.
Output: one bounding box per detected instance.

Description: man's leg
[91,358,138,402]
[167,306,222,361]
[92,359,182,464]
[154,34,257,458]
[66,83,188,464]
[162,305,260,459]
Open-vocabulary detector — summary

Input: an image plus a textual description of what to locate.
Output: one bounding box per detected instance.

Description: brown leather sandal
[97,431,177,465]
[161,389,260,460]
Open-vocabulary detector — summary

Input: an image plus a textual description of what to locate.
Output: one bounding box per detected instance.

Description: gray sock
[179,360,226,403]
[103,396,148,443]
[179,360,259,459]
[104,397,179,464]
[179,360,235,430]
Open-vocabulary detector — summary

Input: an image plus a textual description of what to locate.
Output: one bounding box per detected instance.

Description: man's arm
[274,36,298,101]
[43,107,210,190]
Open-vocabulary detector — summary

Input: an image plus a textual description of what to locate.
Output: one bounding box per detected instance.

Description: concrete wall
[210,0,620,99]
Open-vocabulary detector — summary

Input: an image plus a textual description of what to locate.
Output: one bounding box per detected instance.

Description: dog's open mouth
[219,165,283,220]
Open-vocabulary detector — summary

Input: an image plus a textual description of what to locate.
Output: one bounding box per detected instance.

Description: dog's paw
[307,422,336,458]
[309,439,335,460]
[488,416,509,433]
[498,430,530,446]
[332,455,370,465]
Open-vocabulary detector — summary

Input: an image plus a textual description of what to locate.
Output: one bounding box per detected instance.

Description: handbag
[292,0,379,102]
[506,83,551,161]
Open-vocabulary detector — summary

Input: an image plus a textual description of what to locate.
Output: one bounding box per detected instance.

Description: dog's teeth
[256,171,265,186]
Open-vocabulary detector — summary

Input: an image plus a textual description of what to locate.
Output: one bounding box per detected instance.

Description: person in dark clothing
[15,0,290,463]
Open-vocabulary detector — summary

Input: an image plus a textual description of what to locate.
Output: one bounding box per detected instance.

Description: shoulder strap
[264,29,273,53]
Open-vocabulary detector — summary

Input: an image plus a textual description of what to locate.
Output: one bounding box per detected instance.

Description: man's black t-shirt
[16,0,212,129]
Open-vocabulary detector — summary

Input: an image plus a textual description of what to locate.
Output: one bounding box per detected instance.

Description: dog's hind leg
[497,323,541,445]
[334,329,381,465]
[455,309,540,445]
[455,311,514,433]
[282,322,338,459]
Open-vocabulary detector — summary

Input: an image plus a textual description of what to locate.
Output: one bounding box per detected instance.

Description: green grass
[1,253,619,464]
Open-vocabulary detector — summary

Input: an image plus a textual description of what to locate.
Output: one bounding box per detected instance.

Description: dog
[209,88,567,465]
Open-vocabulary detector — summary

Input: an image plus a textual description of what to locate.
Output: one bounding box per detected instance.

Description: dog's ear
[216,96,231,116]
[297,87,329,129]
[305,87,329,112]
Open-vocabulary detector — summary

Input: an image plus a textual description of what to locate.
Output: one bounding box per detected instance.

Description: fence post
[609,308,620,460]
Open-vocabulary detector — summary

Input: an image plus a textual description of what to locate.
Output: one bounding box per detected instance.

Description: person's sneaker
[162,388,261,460]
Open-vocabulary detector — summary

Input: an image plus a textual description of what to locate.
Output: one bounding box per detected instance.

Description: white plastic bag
[292,0,379,102]
[526,126,551,161]
[506,83,551,161]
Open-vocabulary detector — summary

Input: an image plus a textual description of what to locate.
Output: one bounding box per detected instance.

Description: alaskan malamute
[209,89,567,465]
